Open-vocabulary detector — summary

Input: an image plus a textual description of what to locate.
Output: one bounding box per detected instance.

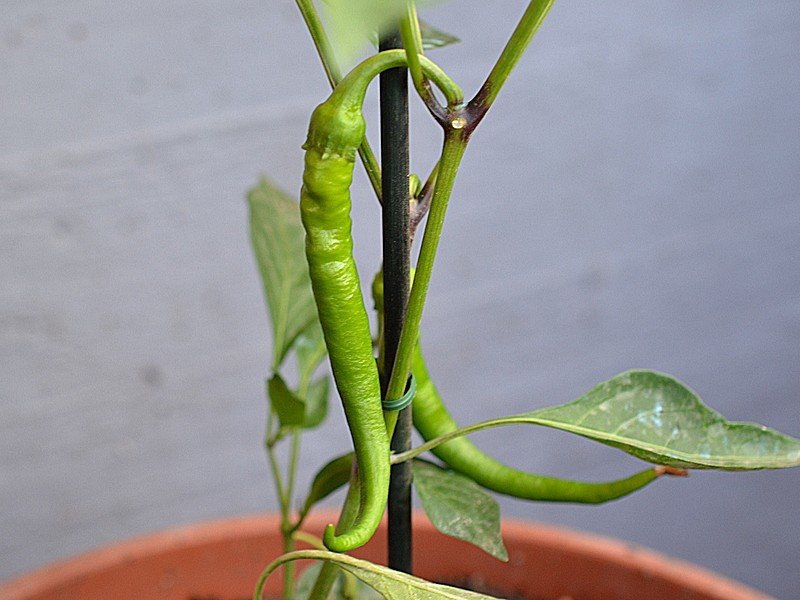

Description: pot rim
[0,511,772,600]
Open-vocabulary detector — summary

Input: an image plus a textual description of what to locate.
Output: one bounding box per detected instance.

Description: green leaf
[294,562,325,600]
[301,453,354,518]
[304,375,330,429]
[413,460,508,562]
[321,0,440,61]
[419,20,460,50]
[259,550,500,600]
[268,373,306,428]
[528,370,800,470]
[295,321,327,383]
[248,178,319,369]
[268,372,329,430]
[296,562,384,600]
[401,370,800,471]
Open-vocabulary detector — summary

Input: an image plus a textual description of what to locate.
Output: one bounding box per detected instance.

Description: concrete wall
[2,1,798,597]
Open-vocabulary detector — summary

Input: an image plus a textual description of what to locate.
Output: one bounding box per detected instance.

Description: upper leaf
[248,178,319,369]
[419,20,460,50]
[413,460,508,562]
[321,0,440,61]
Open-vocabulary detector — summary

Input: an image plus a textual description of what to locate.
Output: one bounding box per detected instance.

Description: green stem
[279,367,311,596]
[306,50,461,140]
[307,467,362,600]
[265,409,295,597]
[468,0,555,126]
[293,0,342,86]
[281,534,295,600]
[400,5,423,88]
[294,0,383,199]
[410,160,439,238]
[265,411,289,514]
[400,3,447,121]
[391,414,547,464]
[384,1,555,405]
[385,130,468,436]
[255,550,364,600]
[286,367,311,516]
[287,431,301,513]
[293,530,327,550]
[285,372,310,523]
[391,410,685,465]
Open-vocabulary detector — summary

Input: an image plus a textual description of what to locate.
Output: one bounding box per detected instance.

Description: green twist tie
[382,374,417,412]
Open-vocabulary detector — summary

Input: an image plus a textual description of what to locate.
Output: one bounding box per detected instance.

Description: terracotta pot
[0,512,771,600]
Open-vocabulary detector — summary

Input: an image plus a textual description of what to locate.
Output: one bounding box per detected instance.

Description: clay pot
[0,512,771,600]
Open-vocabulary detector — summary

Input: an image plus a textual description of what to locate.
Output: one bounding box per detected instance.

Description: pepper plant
[247,2,800,598]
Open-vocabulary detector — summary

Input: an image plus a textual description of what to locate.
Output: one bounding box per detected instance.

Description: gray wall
[2,1,799,597]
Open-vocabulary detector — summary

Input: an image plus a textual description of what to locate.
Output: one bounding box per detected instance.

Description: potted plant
[240,1,800,598]
[1,2,797,599]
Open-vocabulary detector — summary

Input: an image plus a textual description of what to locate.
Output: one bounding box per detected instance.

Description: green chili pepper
[372,272,674,503]
[410,348,679,502]
[301,50,459,553]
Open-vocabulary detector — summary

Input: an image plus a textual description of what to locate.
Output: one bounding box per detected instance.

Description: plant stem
[379,25,414,575]
[294,0,383,199]
[265,411,289,515]
[307,466,361,600]
[410,160,439,238]
[265,409,295,598]
[286,431,301,513]
[293,0,342,87]
[281,533,295,600]
[466,0,555,129]
[386,130,468,417]
[386,1,555,394]
[292,530,326,550]
[400,3,447,123]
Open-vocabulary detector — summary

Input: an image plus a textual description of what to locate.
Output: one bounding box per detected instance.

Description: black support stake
[379,30,413,574]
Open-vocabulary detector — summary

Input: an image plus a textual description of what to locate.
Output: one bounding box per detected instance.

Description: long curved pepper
[411,348,675,502]
[371,272,674,503]
[301,50,459,553]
